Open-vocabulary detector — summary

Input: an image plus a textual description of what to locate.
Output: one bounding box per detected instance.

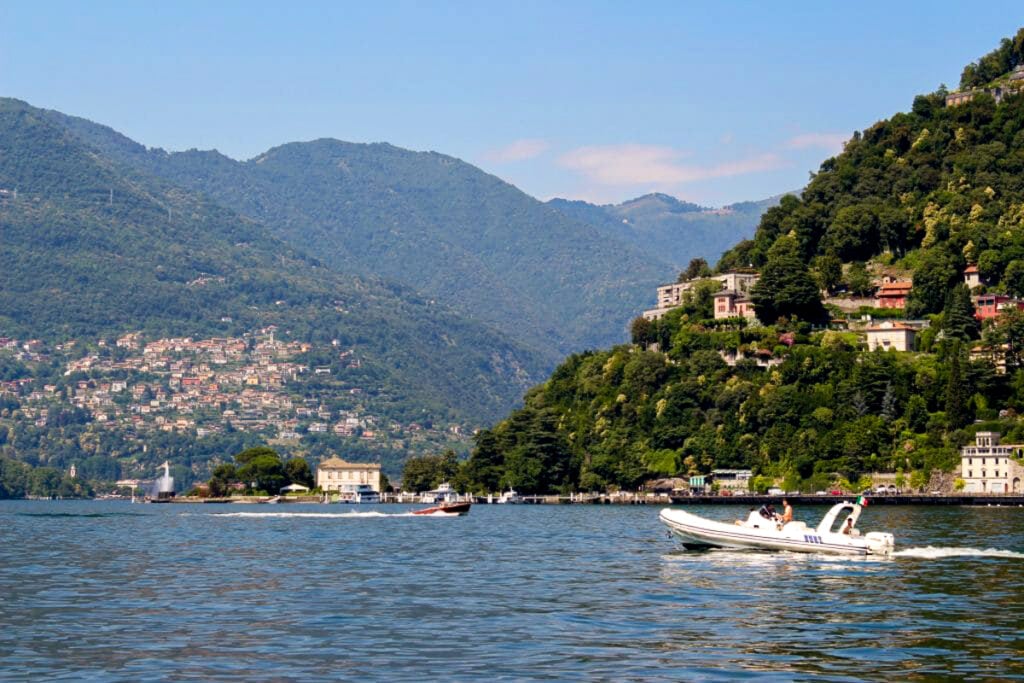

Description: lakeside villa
[960,432,1024,494]
[316,456,382,494]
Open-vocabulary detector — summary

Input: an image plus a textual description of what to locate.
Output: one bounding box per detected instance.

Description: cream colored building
[711,469,752,492]
[718,272,758,294]
[960,432,1024,494]
[864,321,916,352]
[316,456,382,493]
[643,272,759,321]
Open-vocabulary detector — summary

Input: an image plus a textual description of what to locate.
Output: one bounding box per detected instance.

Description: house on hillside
[864,321,916,352]
[974,294,1024,320]
[960,432,1024,494]
[712,290,757,320]
[875,280,912,309]
[946,64,1024,107]
[970,344,1009,374]
[964,264,982,289]
[643,271,759,321]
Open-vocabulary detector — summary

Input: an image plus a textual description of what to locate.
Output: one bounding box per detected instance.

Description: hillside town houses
[639,262,1024,356]
[0,328,467,450]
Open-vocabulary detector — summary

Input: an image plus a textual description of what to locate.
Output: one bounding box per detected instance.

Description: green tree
[984,308,1024,371]
[284,457,314,488]
[906,249,959,318]
[942,283,980,341]
[234,447,286,494]
[461,430,505,493]
[401,455,436,492]
[27,467,62,498]
[904,395,929,432]
[823,204,880,262]
[630,316,656,347]
[945,342,972,429]
[401,450,460,492]
[1004,260,1024,298]
[680,257,711,281]
[813,252,842,294]
[845,262,875,297]
[750,236,826,325]
[234,446,280,466]
[208,463,237,497]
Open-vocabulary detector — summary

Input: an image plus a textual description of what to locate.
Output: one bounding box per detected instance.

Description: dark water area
[1,501,1023,681]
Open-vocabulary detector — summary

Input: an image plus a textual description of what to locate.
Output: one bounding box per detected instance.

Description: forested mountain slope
[447,28,1024,495]
[719,28,1024,318]
[0,98,545,423]
[44,112,673,357]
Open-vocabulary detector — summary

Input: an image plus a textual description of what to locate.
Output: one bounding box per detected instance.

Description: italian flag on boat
[856,495,869,507]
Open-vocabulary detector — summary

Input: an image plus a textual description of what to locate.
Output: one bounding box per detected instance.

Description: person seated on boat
[780,499,794,525]
[841,517,859,536]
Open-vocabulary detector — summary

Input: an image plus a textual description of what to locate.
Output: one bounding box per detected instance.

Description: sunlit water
[1,501,1022,681]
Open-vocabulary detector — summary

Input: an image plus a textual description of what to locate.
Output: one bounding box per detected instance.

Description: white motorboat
[660,501,894,556]
[496,488,520,504]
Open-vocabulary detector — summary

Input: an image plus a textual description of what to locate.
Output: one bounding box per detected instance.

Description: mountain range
[1,96,776,424]
[547,192,786,272]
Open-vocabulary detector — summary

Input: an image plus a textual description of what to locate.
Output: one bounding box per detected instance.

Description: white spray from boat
[893,546,1024,559]
[201,511,460,519]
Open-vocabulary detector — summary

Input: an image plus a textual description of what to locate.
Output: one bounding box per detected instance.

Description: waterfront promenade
[164,492,1024,506]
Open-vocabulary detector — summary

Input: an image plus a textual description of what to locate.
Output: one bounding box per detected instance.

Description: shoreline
[68,493,1024,506]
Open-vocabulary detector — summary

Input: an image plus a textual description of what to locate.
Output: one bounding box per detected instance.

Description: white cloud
[483,138,550,163]
[556,144,785,187]
[784,132,849,155]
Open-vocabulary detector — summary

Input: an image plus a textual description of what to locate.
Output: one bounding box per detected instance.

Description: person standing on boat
[780,499,793,525]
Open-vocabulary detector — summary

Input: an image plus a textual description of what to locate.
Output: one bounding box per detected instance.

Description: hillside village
[641,259,1024,361]
[0,326,472,480]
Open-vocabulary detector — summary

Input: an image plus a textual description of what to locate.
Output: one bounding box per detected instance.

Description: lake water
[1,501,1023,681]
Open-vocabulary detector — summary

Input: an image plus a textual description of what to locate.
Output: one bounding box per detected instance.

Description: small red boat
[412,502,472,516]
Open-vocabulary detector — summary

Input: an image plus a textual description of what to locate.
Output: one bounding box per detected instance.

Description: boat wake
[893,546,1024,560]
[201,511,460,519]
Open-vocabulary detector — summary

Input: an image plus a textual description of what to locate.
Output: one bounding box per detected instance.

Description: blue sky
[2,2,1023,206]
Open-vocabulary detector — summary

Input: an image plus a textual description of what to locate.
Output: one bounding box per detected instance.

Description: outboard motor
[865,532,895,555]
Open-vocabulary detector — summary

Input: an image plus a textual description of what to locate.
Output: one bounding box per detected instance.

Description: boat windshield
[816,503,861,535]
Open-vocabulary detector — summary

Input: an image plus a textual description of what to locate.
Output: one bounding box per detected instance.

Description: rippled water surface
[2,501,1023,681]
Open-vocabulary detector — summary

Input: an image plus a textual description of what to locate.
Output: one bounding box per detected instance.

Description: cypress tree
[943,283,980,341]
[945,341,971,429]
